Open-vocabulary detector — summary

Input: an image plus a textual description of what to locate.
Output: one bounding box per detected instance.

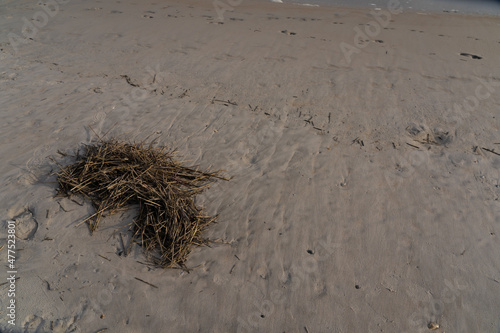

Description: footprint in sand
[406,124,453,146]
[460,52,482,60]
[12,210,38,240]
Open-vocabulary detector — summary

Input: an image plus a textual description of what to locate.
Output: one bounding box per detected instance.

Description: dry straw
[55,137,226,269]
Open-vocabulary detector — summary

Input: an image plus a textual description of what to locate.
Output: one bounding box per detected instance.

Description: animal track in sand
[12,210,38,240]
[406,124,453,147]
[460,52,482,60]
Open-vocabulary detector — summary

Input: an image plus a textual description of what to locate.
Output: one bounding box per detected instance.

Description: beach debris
[0,277,20,287]
[482,147,500,157]
[95,328,108,333]
[135,277,158,289]
[120,74,140,87]
[427,322,439,330]
[352,137,364,147]
[55,138,226,269]
[406,142,420,149]
[459,52,482,60]
[211,96,237,106]
[98,254,111,262]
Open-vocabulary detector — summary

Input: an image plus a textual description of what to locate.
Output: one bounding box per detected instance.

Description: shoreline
[269,0,500,17]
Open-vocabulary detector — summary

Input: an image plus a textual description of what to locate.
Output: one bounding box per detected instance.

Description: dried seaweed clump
[55,139,225,269]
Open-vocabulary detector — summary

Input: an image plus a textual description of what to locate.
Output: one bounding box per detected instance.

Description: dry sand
[1,0,500,332]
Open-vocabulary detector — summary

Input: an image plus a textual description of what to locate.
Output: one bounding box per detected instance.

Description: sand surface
[1,0,500,332]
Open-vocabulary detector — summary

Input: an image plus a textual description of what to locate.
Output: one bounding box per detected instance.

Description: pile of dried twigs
[55,139,225,269]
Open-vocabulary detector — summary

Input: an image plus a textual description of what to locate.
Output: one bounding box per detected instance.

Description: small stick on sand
[212,97,237,106]
[482,147,500,156]
[406,143,420,149]
[95,329,108,333]
[352,137,364,147]
[121,75,139,87]
[70,199,84,206]
[98,254,111,262]
[0,277,20,287]
[57,201,69,212]
[135,277,158,289]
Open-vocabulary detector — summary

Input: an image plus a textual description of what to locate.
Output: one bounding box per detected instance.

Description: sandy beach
[1,0,500,332]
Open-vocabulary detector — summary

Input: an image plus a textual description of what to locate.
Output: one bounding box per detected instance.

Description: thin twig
[98,254,111,262]
[134,277,158,288]
[406,143,420,149]
[482,147,500,156]
[95,329,108,333]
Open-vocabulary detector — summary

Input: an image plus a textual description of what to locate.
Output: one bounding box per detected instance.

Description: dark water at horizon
[284,0,500,16]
